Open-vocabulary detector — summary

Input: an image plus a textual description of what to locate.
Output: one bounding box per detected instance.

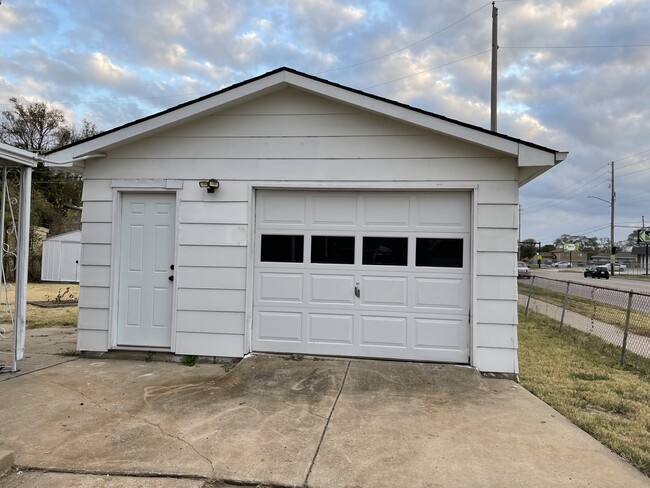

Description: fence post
[525,275,535,316]
[620,290,634,365]
[559,281,570,331]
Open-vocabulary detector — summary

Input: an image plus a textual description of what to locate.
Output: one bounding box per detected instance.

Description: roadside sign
[563,243,577,252]
[638,229,650,243]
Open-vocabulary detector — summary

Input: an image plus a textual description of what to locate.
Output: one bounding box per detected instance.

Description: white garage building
[47,68,566,374]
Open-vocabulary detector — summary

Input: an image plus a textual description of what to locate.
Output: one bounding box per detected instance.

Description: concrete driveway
[1,329,648,487]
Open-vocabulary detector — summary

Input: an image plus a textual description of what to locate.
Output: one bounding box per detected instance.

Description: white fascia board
[46,69,560,169]
[283,72,522,157]
[0,142,38,167]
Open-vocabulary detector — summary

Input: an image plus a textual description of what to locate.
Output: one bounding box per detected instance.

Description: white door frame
[109,188,180,351]
[244,182,478,366]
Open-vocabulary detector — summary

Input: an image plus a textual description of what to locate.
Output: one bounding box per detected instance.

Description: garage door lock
[354,284,360,298]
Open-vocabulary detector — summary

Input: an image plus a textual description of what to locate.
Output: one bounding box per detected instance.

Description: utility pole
[490,2,498,131]
[641,215,648,275]
[610,161,616,276]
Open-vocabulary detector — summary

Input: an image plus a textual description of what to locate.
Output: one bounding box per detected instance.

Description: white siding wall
[77,88,520,372]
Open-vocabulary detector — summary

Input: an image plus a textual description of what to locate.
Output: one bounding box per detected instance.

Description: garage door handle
[168,275,174,282]
[354,285,360,298]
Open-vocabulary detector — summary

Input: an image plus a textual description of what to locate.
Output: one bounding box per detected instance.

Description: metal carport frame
[0,142,35,373]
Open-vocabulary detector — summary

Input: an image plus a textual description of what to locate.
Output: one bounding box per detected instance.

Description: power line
[364,49,491,90]
[316,2,494,75]
[501,44,650,49]
[524,173,611,213]
[524,150,650,211]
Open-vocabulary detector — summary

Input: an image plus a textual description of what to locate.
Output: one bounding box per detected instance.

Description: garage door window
[311,236,355,264]
[261,235,304,263]
[416,238,463,268]
[362,237,408,266]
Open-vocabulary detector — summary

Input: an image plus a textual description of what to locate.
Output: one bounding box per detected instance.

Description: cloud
[87,52,133,85]
[0,0,648,244]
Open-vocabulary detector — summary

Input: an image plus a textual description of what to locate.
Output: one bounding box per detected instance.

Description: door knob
[168,275,174,282]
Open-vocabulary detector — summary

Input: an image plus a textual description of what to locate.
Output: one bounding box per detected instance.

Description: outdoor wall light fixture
[198,179,220,193]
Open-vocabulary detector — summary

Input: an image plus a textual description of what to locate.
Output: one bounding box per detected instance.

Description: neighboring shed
[41,230,81,282]
[46,67,567,375]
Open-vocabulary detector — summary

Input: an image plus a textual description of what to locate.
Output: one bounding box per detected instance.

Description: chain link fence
[519,276,650,362]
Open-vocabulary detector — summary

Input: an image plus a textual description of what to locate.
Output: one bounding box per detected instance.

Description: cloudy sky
[1,0,648,247]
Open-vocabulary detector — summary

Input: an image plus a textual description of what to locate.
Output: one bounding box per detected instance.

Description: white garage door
[252,190,471,363]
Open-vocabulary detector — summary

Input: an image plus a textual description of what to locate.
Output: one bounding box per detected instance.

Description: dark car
[584,266,609,279]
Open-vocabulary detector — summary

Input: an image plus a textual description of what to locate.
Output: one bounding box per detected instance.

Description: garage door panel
[311,195,357,226]
[363,196,410,227]
[360,315,408,347]
[360,276,408,307]
[414,277,467,312]
[309,313,354,344]
[258,193,306,226]
[415,194,471,232]
[310,274,355,304]
[414,317,468,350]
[253,190,471,364]
[257,311,302,342]
[258,272,303,302]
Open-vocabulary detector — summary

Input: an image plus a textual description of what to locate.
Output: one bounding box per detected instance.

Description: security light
[198,179,220,193]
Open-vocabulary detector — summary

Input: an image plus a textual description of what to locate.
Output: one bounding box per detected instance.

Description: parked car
[584,266,609,279]
[552,261,572,268]
[609,262,627,271]
[517,261,531,279]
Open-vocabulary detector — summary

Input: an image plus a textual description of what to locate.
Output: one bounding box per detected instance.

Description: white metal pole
[12,166,32,371]
[0,168,6,312]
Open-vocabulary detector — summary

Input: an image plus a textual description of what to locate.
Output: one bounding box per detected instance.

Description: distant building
[552,249,588,265]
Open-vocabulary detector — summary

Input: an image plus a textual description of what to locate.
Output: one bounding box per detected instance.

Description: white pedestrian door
[117,193,175,348]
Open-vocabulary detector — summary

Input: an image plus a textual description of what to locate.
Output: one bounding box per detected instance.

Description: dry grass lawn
[518,309,650,477]
[0,282,79,329]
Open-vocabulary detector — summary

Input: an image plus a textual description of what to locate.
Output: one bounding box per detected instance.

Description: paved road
[531,267,650,296]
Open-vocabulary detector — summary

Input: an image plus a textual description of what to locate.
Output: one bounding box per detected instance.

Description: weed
[46,287,78,305]
[287,354,304,361]
[144,351,154,362]
[222,362,236,372]
[181,355,197,367]
[58,349,80,357]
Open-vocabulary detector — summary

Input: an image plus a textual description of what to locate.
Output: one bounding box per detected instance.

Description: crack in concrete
[303,360,351,488]
[50,381,217,479]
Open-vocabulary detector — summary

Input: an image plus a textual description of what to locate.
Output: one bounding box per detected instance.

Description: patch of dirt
[27,301,78,308]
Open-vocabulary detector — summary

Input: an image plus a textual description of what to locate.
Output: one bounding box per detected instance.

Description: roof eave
[0,142,39,167]
[46,67,566,174]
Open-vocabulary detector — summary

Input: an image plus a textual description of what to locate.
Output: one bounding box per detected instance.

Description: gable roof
[45,67,567,180]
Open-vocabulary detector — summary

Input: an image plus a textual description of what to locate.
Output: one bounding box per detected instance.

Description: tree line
[0,97,99,279]
[519,232,644,260]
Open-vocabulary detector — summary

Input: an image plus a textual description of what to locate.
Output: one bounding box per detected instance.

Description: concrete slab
[0,355,346,487]
[0,327,77,379]
[0,450,14,476]
[0,471,207,488]
[1,335,648,488]
[308,360,650,488]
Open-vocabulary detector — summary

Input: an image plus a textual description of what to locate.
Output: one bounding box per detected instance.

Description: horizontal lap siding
[475,197,519,373]
[77,190,112,351]
[78,88,521,369]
